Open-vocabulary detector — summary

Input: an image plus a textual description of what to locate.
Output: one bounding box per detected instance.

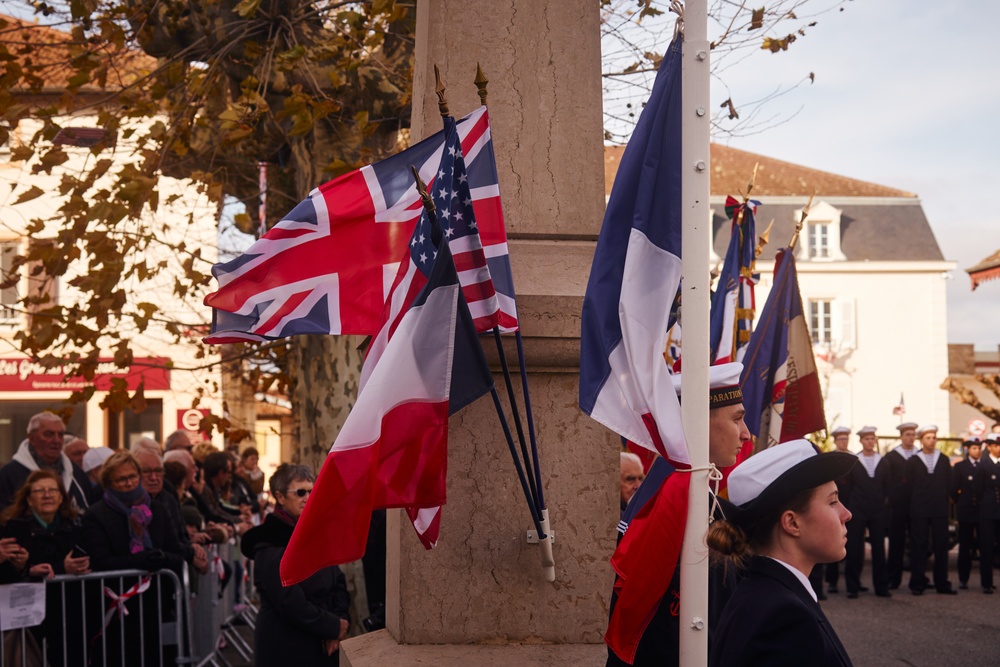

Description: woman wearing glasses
[81,450,186,666]
[0,470,90,665]
[241,463,351,666]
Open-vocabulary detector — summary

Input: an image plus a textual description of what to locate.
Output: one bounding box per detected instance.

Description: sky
[604,1,1000,349]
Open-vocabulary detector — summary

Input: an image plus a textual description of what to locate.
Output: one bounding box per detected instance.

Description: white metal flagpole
[678,0,712,664]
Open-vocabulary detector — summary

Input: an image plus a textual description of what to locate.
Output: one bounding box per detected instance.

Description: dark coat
[951,458,982,522]
[710,556,853,667]
[0,515,89,667]
[975,457,1000,520]
[885,448,916,515]
[80,497,185,667]
[241,513,350,667]
[80,497,185,575]
[843,455,890,522]
[905,452,951,519]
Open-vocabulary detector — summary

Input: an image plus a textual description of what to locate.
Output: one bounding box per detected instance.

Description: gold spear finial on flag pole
[474,62,489,106]
[755,219,774,258]
[434,64,449,117]
[788,193,815,250]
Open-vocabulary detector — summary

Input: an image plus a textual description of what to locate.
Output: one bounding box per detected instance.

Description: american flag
[893,393,906,416]
[361,116,494,548]
[204,106,517,343]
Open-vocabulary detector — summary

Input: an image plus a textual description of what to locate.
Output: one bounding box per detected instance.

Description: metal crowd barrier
[0,567,184,667]
[0,540,256,667]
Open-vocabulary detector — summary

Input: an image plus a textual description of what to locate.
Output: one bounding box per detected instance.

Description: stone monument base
[341,630,606,666]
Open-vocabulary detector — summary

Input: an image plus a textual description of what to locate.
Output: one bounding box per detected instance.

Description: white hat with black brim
[724,440,857,529]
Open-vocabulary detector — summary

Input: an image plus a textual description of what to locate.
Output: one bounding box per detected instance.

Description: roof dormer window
[796,200,846,262]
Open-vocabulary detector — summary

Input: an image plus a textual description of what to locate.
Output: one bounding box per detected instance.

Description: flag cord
[492,327,542,514]
[675,463,723,521]
[489,386,546,537]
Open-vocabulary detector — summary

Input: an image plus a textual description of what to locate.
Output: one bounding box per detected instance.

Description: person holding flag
[606,362,750,666]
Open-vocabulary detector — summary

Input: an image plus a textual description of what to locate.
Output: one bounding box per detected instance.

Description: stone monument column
[342,1,614,663]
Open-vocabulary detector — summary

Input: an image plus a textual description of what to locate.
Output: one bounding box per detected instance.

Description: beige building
[0,16,223,456]
[946,344,1000,438]
[607,144,957,440]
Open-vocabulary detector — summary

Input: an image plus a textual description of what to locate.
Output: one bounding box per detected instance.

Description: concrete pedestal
[342,1,612,663]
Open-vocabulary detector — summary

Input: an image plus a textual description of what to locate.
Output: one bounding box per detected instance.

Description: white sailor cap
[896,422,918,432]
[831,426,851,437]
[670,362,743,409]
[916,424,938,436]
[856,426,877,436]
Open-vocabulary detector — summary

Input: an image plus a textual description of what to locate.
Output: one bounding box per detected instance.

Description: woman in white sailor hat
[707,439,856,667]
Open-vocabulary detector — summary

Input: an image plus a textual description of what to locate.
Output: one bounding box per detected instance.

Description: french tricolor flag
[578,35,689,664]
[279,207,493,585]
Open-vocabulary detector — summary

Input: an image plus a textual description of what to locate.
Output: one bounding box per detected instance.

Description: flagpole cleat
[526,508,556,583]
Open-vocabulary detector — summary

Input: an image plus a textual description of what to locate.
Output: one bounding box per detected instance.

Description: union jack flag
[204,106,517,343]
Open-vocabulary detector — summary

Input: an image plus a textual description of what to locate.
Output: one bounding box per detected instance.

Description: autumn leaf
[750,8,765,30]
[13,185,44,204]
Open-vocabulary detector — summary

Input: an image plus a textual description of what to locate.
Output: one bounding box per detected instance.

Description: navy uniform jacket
[975,457,1000,521]
[951,458,982,523]
[884,448,915,515]
[904,452,951,519]
[710,556,852,667]
[843,456,890,522]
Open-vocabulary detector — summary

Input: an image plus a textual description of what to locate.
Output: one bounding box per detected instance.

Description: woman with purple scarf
[81,450,185,666]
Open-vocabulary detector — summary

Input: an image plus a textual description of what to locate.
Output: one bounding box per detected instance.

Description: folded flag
[740,248,826,447]
[279,197,493,585]
[204,106,517,343]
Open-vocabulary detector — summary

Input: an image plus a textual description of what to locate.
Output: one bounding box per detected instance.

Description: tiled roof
[967,249,1000,290]
[604,144,916,198]
[712,201,945,262]
[0,14,155,92]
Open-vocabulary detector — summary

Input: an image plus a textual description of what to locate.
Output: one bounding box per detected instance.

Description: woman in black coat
[0,469,91,665]
[240,463,350,666]
[80,450,186,667]
[708,440,857,667]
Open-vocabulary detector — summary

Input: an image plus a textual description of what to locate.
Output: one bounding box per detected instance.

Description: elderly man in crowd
[619,452,645,514]
[63,437,89,470]
[164,430,194,453]
[201,451,253,535]
[133,447,209,574]
[0,413,93,509]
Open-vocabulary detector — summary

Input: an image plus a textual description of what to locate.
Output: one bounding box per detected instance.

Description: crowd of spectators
[0,411,352,666]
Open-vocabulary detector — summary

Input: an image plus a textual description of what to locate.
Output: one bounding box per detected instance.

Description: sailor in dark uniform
[708,440,856,667]
[884,421,919,589]
[905,424,956,595]
[950,438,982,589]
[823,426,853,596]
[976,435,1000,594]
[606,362,750,667]
[843,426,891,597]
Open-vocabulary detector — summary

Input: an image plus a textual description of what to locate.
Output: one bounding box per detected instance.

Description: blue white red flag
[279,203,493,585]
[740,248,826,446]
[710,197,759,364]
[204,106,517,343]
[577,34,687,664]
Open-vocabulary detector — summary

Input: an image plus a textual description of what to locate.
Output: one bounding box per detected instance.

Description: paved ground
[219,549,1000,666]
[822,549,1000,666]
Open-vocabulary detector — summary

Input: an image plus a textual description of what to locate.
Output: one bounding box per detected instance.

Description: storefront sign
[0,357,170,392]
[177,408,210,442]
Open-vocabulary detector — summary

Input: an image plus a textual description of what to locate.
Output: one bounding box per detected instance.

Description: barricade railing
[0,567,185,667]
[0,541,255,667]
